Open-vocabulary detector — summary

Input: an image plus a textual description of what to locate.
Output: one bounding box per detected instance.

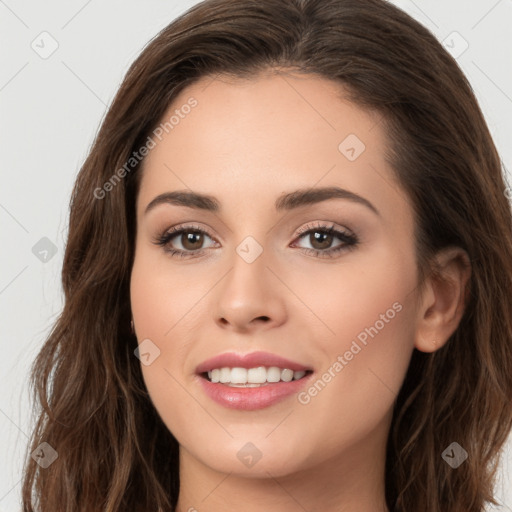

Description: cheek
[290,247,418,448]
[294,311,415,465]
[130,247,207,339]
[322,246,417,376]
[129,246,216,401]
[129,250,203,437]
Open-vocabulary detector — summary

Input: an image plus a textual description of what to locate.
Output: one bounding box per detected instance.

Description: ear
[414,246,471,353]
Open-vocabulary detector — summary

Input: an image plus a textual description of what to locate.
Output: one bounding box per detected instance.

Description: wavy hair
[21,0,512,510]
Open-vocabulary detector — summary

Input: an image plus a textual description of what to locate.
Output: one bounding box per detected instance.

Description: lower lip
[197,373,313,410]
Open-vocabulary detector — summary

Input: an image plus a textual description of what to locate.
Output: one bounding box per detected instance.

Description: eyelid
[157,222,212,236]
[294,220,354,238]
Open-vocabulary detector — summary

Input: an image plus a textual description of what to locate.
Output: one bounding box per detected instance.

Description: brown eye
[308,231,334,250]
[292,223,359,259]
[153,225,218,257]
[181,231,205,250]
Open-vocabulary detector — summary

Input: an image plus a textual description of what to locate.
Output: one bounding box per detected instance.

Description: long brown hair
[21,0,512,510]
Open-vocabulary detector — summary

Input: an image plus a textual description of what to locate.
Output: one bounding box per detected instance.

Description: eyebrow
[144,186,379,216]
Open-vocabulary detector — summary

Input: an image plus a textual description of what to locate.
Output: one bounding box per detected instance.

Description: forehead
[136,72,407,224]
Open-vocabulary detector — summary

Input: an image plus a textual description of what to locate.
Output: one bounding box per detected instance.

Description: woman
[21,0,512,510]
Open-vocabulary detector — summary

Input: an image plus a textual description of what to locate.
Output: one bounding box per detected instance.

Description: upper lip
[195,351,313,374]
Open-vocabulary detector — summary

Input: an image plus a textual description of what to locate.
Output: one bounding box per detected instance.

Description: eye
[152,224,218,258]
[291,221,359,258]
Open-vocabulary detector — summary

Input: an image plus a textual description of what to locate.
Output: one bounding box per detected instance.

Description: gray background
[1,0,511,509]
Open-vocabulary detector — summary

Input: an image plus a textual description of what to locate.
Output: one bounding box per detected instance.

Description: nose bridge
[224,234,270,298]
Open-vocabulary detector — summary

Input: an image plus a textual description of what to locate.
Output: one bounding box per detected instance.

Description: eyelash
[152,221,359,260]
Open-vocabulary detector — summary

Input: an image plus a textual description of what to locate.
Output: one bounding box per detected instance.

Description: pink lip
[197,373,314,410]
[195,350,314,411]
[195,350,313,374]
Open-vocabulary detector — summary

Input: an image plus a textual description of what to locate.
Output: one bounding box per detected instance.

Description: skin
[130,70,470,512]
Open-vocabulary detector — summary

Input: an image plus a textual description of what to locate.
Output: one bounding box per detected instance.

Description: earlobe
[414,246,471,353]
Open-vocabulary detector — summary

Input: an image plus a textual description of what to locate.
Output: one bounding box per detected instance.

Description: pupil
[183,232,203,250]
[312,231,332,249]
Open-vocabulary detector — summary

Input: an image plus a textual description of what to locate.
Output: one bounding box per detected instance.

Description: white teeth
[220,367,230,383]
[281,369,294,382]
[267,366,281,382]
[231,367,247,384]
[205,366,309,385]
[248,367,267,383]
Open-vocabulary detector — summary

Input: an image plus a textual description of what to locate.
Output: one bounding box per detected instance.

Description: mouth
[195,351,315,410]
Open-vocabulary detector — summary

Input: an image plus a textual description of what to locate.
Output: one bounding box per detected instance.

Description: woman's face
[130,72,422,478]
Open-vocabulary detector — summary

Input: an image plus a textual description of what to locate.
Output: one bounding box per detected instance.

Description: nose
[213,249,287,333]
